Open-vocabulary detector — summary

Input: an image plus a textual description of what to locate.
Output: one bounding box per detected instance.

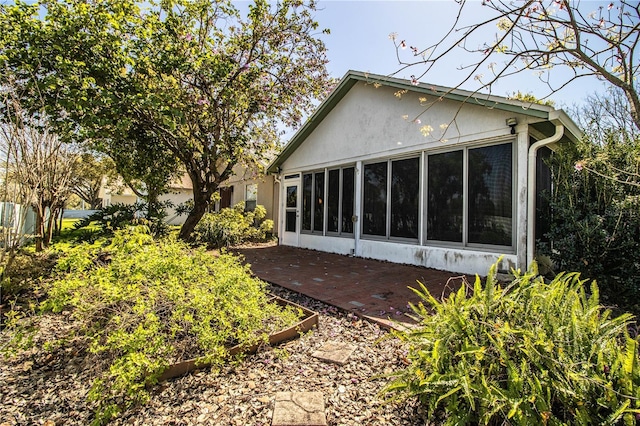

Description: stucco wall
[283,83,535,172]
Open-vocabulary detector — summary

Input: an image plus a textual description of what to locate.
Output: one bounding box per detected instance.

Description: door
[281,181,299,246]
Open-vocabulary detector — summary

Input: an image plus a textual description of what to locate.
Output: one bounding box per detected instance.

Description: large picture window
[362,157,420,240]
[391,158,420,239]
[363,162,387,236]
[468,143,512,246]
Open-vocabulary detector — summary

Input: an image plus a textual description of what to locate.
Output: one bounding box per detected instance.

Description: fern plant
[384,261,640,425]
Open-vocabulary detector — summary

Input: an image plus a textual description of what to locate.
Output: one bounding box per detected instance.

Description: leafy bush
[193,202,274,248]
[73,201,172,238]
[540,133,640,312]
[40,227,300,424]
[384,262,640,425]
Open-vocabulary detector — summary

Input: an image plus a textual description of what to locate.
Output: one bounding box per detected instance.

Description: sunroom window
[302,167,355,235]
[467,143,513,246]
[362,157,420,240]
[426,142,513,248]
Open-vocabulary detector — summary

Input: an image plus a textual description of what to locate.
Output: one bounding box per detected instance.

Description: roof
[267,70,582,173]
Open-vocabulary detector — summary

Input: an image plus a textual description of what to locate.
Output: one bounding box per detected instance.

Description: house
[267,71,581,276]
[161,166,278,229]
[101,165,278,230]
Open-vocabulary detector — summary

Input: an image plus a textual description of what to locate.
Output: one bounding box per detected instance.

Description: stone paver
[272,392,327,426]
[311,341,356,365]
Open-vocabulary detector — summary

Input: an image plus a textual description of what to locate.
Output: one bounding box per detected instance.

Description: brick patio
[235,244,471,328]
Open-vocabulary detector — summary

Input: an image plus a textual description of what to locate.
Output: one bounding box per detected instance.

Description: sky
[309,0,611,110]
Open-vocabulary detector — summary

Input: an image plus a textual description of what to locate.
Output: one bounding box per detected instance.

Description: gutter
[527,113,565,268]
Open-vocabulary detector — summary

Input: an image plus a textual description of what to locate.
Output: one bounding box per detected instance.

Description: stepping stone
[272,392,327,426]
[311,341,356,365]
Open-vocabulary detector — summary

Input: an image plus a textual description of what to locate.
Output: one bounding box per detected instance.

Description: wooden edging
[157,296,318,382]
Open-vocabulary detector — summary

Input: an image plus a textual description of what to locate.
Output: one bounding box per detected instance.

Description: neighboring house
[100,179,138,207]
[101,165,278,230]
[267,71,582,276]
[160,169,277,229]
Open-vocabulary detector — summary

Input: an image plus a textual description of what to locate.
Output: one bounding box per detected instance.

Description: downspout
[527,121,564,268]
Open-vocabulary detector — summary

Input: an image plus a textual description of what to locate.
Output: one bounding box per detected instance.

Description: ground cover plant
[192,202,274,248]
[385,261,640,425]
[14,226,301,425]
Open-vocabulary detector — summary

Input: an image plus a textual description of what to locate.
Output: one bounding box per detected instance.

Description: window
[362,158,420,240]
[426,142,513,248]
[468,143,512,246]
[302,173,312,231]
[341,167,355,234]
[327,169,340,232]
[313,172,324,232]
[363,162,387,236]
[245,184,257,211]
[301,167,355,236]
[219,186,233,210]
[391,157,420,239]
[427,151,463,242]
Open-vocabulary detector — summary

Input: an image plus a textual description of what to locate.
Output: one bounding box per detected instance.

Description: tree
[0,84,76,252]
[70,153,116,209]
[0,0,182,223]
[541,91,640,307]
[391,0,640,130]
[123,0,330,239]
[0,0,331,240]
[572,86,640,144]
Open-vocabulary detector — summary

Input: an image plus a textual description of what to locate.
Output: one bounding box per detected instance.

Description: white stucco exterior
[270,71,580,276]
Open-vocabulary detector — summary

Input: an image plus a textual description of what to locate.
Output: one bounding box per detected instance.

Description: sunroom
[268,71,581,276]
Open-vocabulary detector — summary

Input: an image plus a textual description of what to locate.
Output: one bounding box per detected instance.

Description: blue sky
[312,0,610,109]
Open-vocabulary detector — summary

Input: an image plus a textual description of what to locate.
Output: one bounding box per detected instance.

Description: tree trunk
[90,198,102,210]
[34,207,45,252]
[623,87,640,132]
[178,193,208,241]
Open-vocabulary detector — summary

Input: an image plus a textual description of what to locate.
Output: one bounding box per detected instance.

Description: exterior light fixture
[506,117,518,134]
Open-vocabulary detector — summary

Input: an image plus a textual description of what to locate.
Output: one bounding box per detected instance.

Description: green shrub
[40,226,300,424]
[73,201,172,238]
[193,202,274,248]
[384,262,640,425]
[540,134,640,312]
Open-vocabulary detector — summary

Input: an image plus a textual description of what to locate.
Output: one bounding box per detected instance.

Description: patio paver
[271,392,327,426]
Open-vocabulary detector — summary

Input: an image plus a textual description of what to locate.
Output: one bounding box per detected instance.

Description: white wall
[283,83,534,172]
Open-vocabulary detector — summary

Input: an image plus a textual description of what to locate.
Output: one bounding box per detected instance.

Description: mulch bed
[1,285,437,426]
